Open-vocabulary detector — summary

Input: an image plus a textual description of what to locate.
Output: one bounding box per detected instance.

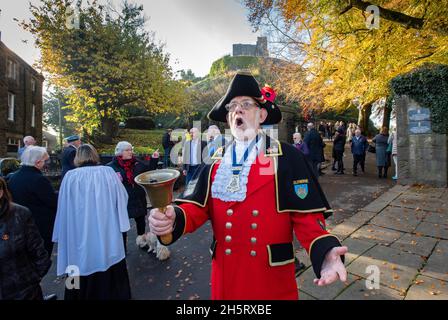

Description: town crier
[149,71,348,300]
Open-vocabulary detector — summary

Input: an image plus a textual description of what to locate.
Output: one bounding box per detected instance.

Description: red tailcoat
[171,147,342,300]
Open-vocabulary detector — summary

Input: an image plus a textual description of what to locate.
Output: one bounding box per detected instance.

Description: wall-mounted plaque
[408,108,430,121]
[408,108,431,134]
[409,121,431,134]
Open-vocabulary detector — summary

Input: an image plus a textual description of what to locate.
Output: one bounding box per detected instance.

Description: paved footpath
[296,184,448,300]
[42,144,448,300]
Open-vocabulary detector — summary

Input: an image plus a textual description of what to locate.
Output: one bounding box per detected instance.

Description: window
[31,104,36,127]
[7,59,17,80]
[8,93,15,121]
[8,138,19,145]
[31,78,36,92]
[7,138,20,153]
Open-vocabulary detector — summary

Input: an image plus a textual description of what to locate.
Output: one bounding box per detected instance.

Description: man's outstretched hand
[313,246,348,286]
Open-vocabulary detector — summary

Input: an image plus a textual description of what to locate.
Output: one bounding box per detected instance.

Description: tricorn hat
[207,71,282,125]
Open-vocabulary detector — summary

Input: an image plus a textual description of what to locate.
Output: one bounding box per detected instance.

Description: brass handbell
[134,169,180,245]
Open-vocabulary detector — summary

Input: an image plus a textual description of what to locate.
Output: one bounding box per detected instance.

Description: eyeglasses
[225,100,258,112]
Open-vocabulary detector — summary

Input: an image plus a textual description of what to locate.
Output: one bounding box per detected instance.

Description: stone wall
[0,41,44,157]
[396,95,448,187]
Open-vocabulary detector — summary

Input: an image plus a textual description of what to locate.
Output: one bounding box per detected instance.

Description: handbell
[134,169,180,245]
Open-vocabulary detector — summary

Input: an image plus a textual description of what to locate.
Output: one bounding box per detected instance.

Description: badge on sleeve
[293,179,308,200]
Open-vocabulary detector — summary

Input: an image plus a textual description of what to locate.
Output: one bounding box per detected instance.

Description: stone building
[0,38,44,157]
[233,37,269,57]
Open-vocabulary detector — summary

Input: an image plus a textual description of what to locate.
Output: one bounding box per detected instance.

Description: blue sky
[0,0,261,77]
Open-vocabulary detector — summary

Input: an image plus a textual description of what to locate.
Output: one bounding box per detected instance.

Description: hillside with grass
[95,129,165,155]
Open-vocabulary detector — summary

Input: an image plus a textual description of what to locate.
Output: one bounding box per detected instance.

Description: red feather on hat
[261,85,276,103]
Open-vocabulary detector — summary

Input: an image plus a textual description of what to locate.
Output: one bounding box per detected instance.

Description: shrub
[125,116,155,130]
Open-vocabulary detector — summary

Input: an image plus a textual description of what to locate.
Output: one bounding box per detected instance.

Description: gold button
[227,209,233,216]
[251,223,257,230]
[226,222,232,229]
[225,249,232,255]
[252,210,259,217]
[250,250,256,256]
[225,235,232,242]
[251,237,257,244]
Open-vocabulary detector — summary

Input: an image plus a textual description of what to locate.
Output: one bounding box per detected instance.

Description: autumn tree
[22,0,187,143]
[243,0,448,131]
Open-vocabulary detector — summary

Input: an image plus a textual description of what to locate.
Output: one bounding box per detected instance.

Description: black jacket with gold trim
[176,135,333,218]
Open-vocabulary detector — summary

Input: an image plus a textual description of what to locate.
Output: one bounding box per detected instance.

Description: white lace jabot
[211,137,262,202]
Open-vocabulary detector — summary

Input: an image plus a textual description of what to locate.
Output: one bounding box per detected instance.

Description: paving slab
[406,186,446,199]
[328,222,361,240]
[351,224,404,246]
[390,196,447,213]
[345,210,378,225]
[298,290,317,300]
[335,280,404,300]
[295,247,311,269]
[297,268,357,300]
[405,275,448,300]
[391,233,438,257]
[370,206,425,233]
[361,192,401,213]
[414,221,448,240]
[423,211,448,226]
[346,245,425,292]
[342,237,377,265]
[421,240,448,282]
[389,184,411,194]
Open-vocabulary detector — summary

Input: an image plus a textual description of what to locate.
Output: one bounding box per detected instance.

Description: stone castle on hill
[232,37,268,57]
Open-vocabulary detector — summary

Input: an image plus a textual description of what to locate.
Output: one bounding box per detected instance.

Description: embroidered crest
[293,179,309,199]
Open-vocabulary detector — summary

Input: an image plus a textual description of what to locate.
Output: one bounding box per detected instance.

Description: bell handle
[159,206,173,245]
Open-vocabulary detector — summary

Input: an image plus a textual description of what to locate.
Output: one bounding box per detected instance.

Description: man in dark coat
[332,128,347,175]
[7,146,58,257]
[350,129,369,176]
[61,135,81,179]
[304,123,325,178]
[162,129,175,168]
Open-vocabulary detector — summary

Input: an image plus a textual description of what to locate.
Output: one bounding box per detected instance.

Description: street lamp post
[58,97,63,149]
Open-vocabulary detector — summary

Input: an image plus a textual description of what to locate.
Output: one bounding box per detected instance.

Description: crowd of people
[1,73,400,300]
[293,121,398,179]
[1,137,166,300]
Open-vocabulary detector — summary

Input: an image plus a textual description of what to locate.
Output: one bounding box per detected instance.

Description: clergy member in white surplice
[52,144,132,300]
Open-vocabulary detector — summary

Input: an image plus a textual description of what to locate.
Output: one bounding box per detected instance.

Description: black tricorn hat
[207,71,282,125]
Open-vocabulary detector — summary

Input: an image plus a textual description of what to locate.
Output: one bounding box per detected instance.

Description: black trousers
[353,154,364,173]
[378,166,389,178]
[334,150,344,172]
[122,215,146,252]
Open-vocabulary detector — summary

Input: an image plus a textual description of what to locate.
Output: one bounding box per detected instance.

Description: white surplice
[52,165,130,276]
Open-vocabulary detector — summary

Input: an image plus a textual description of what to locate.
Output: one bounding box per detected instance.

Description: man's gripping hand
[148,205,175,236]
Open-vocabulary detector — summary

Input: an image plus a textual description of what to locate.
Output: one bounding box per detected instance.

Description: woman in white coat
[53,144,131,300]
